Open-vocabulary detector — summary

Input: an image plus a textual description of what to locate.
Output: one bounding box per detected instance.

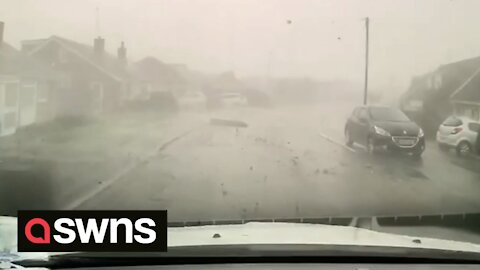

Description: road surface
[68,104,480,224]
[3,102,480,243]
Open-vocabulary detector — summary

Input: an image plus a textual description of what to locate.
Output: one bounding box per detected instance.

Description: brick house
[0,22,66,136]
[22,35,132,117]
[450,67,480,120]
[401,56,480,136]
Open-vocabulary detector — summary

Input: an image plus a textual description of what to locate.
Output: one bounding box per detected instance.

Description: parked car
[436,116,480,156]
[345,106,425,157]
[220,92,248,107]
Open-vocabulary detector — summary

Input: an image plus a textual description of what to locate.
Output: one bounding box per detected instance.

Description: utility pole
[363,17,369,105]
[95,7,101,36]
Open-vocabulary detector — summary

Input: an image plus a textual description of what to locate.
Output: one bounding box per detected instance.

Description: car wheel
[367,137,376,155]
[456,141,472,157]
[345,128,353,147]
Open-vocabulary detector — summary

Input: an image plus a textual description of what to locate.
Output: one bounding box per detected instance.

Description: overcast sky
[2,0,480,91]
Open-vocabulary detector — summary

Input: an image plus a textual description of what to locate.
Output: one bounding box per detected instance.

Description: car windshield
[369,107,410,122]
[3,0,480,261]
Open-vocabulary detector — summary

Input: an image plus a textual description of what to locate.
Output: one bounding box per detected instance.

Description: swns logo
[18,210,167,252]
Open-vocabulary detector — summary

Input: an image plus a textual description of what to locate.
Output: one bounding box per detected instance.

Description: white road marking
[65,127,201,210]
[318,132,356,153]
[355,143,367,151]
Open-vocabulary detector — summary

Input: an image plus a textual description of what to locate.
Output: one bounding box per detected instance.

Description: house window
[4,83,19,107]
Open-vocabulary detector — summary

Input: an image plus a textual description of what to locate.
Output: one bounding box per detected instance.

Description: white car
[220,92,248,107]
[436,116,480,156]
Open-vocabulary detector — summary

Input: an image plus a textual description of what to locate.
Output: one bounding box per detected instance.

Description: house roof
[133,57,185,85]
[26,35,129,82]
[438,55,480,74]
[205,71,246,93]
[444,56,480,103]
[403,55,480,104]
[0,42,19,56]
[436,56,480,96]
[404,73,430,95]
[0,42,22,74]
[450,66,480,103]
[0,41,62,80]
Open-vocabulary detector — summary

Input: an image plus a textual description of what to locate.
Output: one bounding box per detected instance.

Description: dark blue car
[345,106,425,157]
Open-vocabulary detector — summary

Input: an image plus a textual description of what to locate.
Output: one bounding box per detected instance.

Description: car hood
[3,216,480,261]
[374,121,420,136]
[168,222,480,253]
[0,216,51,263]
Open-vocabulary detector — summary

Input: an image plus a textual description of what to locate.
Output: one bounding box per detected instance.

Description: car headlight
[374,126,391,136]
[418,128,424,137]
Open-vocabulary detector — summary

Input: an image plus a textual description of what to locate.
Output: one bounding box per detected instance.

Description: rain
[1,0,480,244]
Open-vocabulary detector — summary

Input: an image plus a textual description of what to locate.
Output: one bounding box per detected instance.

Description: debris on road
[412,239,422,244]
[322,168,336,175]
[220,183,228,196]
[255,137,267,143]
[291,156,299,166]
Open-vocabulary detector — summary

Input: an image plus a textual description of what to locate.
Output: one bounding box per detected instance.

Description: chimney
[93,36,105,55]
[0,21,4,44]
[117,41,127,62]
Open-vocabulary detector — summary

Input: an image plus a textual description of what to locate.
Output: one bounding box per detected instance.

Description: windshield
[369,107,410,122]
[3,0,480,260]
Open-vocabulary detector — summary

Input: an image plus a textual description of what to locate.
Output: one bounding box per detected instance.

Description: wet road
[70,105,480,222]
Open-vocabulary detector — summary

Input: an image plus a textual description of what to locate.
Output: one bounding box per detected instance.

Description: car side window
[468,123,480,132]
